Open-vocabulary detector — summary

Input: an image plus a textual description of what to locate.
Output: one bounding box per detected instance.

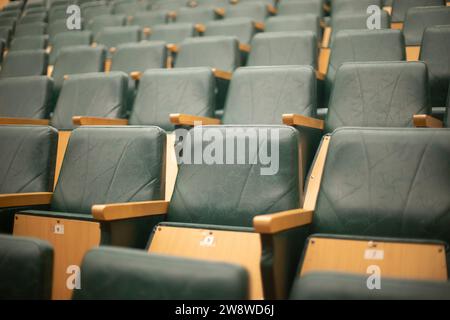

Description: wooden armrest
[254,209,313,234]
[109,47,117,54]
[321,27,331,48]
[143,27,151,36]
[130,71,142,80]
[72,116,128,126]
[92,200,169,221]
[315,70,326,81]
[413,115,444,128]
[383,6,392,15]
[167,11,177,19]
[254,21,265,31]
[0,117,50,125]
[267,4,277,15]
[166,43,179,53]
[212,68,232,80]
[169,113,221,126]
[282,114,324,130]
[239,43,251,53]
[195,23,206,33]
[91,42,97,48]
[0,192,53,208]
[214,7,225,17]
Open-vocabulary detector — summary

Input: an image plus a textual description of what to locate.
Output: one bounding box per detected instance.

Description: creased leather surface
[50,31,92,64]
[51,72,128,130]
[313,128,450,245]
[0,125,57,194]
[0,49,48,78]
[149,23,195,45]
[130,11,167,29]
[204,17,255,45]
[14,22,46,37]
[0,234,53,299]
[223,66,316,124]
[111,41,167,73]
[247,31,317,69]
[176,36,240,72]
[168,125,300,227]
[403,6,450,46]
[277,0,323,17]
[51,126,166,214]
[130,67,215,130]
[0,76,53,119]
[265,14,320,37]
[392,0,445,22]
[420,25,450,108]
[74,247,248,299]
[9,35,47,51]
[96,26,141,53]
[176,6,216,24]
[225,2,268,21]
[87,14,126,37]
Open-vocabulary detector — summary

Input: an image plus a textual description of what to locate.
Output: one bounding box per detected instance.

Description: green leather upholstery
[0,125,57,233]
[14,22,47,37]
[0,234,53,299]
[95,26,141,57]
[204,17,255,45]
[52,45,106,93]
[9,35,48,52]
[50,31,93,64]
[247,31,317,69]
[265,14,320,37]
[81,1,112,23]
[74,247,248,299]
[0,17,16,30]
[87,14,126,37]
[331,0,382,15]
[49,5,68,23]
[290,272,450,300]
[326,62,428,132]
[325,30,405,106]
[403,6,450,46]
[130,67,215,130]
[149,23,195,44]
[223,66,316,124]
[48,20,75,43]
[175,36,240,72]
[175,6,217,24]
[0,50,48,78]
[0,10,21,20]
[19,13,47,24]
[51,72,128,130]
[111,41,167,74]
[277,0,323,17]
[129,10,168,29]
[224,2,269,22]
[420,25,450,110]
[0,76,53,119]
[392,0,445,22]
[0,27,11,47]
[113,0,149,16]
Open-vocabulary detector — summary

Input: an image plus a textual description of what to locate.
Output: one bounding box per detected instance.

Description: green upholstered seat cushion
[277,0,324,17]
[130,10,168,29]
[175,6,217,24]
[225,2,269,21]
[391,0,445,22]
[110,41,167,73]
[9,35,48,51]
[19,209,96,221]
[0,49,48,78]
[95,26,141,52]
[0,234,53,299]
[265,14,320,37]
[73,247,248,299]
[149,22,195,44]
[49,31,92,65]
[331,0,382,15]
[86,14,126,37]
[14,22,46,37]
[204,17,256,45]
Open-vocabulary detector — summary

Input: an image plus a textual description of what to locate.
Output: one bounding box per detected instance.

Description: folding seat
[19,12,48,24]
[49,31,93,65]
[81,1,113,23]
[128,10,168,37]
[172,6,217,24]
[94,25,141,57]
[277,0,324,18]
[0,235,53,299]
[87,14,127,37]
[331,0,382,16]
[221,1,272,30]
[14,22,47,37]
[285,127,450,300]
[13,125,166,299]
[390,0,445,29]
[48,19,73,43]
[112,0,150,17]
[148,22,195,44]
[0,50,48,78]
[9,35,48,52]
[265,14,321,37]
[74,247,249,299]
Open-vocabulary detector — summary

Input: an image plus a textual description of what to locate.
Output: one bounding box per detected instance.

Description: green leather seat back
[73,247,248,299]
[204,17,256,45]
[52,45,106,92]
[312,128,450,244]
[247,31,317,69]
[111,41,167,73]
[81,2,112,23]
[176,6,217,24]
[175,36,240,72]
[130,67,215,130]
[50,31,93,65]
[223,66,316,124]
[51,72,128,130]
[168,125,301,227]
[265,14,320,37]
[19,13,47,24]
[331,0,382,15]
[0,76,53,119]
[392,0,445,22]
[277,0,323,17]
[0,10,21,20]
[49,5,68,23]
[0,17,16,29]
[403,6,450,46]
[95,26,141,57]
[225,2,269,22]
[48,20,85,44]
[149,23,195,44]
[9,35,48,52]
[0,235,53,299]
[14,22,47,37]
[113,0,149,16]
[420,25,450,108]
[51,126,166,214]
[129,10,168,29]
[0,50,48,78]
[87,14,126,37]
[0,27,11,47]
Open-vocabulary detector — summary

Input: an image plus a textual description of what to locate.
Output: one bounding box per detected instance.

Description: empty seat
[95,26,141,56]
[0,50,48,78]
[14,22,47,37]
[0,235,53,299]
[265,14,321,37]
[174,6,217,24]
[9,35,48,51]
[331,0,382,16]
[48,20,77,43]
[391,0,445,23]
[81,1,112,23]
[19,12,47,24]
[49,31,93,65]
[149,23,195,44]
[0,10,21,20]
[203,17,256,48]
[73,247,248,299]
[0,125,57,233]
[224,2,270,23]
[0,18,16,31]
[87,14,126,37]
[277,0,324,17]
[113,0,149,16]
[129,11,168,33]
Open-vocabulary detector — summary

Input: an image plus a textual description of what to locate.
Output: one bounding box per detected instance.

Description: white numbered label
[54,224,64,235]
[364,249,384,260]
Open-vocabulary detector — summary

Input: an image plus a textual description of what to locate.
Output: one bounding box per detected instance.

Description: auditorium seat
[9,35,48,52]
[48,20,77,44]
[87,14,127,37]
[148,22,195,44]
[0,18,16,31]
[14,22,47,37]
[94,26,141,57]
[277,0,324,17]
[390,0,445,28]
[331,0,382,15]
[284,127,450,300]
[74,247,248,299]
[173,6,217,24]
[129,10,168,36]
[19,12,47,24]
[222,1,271,28]
[48,5,68,23]
[113,0,150,17]
[265,14,321,37]
[0,10,21,20]
[13,126,167,299]
[0,234,53,299]
[49,31,93,65]
[0,125,57,234]
[0,50,48,78]
[81,1,112,23]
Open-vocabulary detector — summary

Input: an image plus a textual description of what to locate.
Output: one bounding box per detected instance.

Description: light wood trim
[143,27,151,36]
[253,21,265,31]
[166,43,179,53]
[318,47,330,76]
[165,133,178,201]
[214,7,225,17]
[323,3,331,13]
[0,192,53,208]
[319,19,327,29]
[169,113,221,126]
[72,116,128,126]
[303,135,330,211]
[212,68,232,80]
[195,23,205,33]
[391,22,403,30]
[406,46,421,62]
[383,6,392,15]
[254,209,312,234]
[47,65,54,77]
[301,237,448,281]
[130,71,142,81]
[413,114,444,128]
[321,27,331,48]
[92,200,169,221]
[315,70,326,81]
[0,117,50,125]
[167,10,177,20]
[239,43,251,53]
[54,131,71,189]
[166,55,174,68]
[282,114,324,130]
[267,4,277,15]
[109,47,117,54]
[149,226,263,299]
[104,58,112,72]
